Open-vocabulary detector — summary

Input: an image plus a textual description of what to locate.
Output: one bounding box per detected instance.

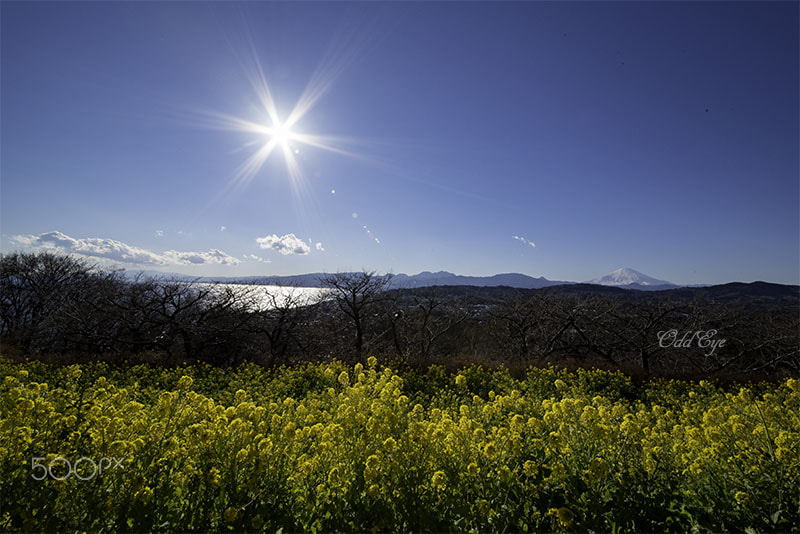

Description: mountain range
[121,267,696,291]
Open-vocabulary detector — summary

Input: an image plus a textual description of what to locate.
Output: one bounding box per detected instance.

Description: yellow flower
[366,455,380,469]
[431,470,447,490]
[208,467,221,486]
[510,414,524,430]
[523,460,537,477]
[786,377,798,392]
[338,371,349,387]
[734,491,748,506]
[644,456,656,475]
[367,356,378,368]
[177,375,193,389]
[455,374,467,387]
[364,455,380,483]
[367,484,380,497]
[554,379,567,391]
[328,466,342,487]
[258,438,273,454]
[467,462,479,476]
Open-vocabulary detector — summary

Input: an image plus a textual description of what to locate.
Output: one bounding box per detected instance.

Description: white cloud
[155,230,164,238]
[9,234,37,247]
[243,254,271,263]
[163,249,239,265]
[256,233,311,255]
[315,242,324,252]
[220,226,227,232]
[11,231,166,264]
[512,235,536,248]
[10,231,240,266]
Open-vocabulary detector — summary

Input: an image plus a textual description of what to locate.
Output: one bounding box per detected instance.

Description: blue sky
[1,2,797,285]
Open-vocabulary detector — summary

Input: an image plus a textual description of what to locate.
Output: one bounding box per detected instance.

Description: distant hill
[399,281,799,309]
[119,270,572,289]
[389,271,571,289]
[654,281,800,304]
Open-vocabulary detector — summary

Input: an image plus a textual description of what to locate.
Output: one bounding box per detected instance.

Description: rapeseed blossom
[0,359,796,532]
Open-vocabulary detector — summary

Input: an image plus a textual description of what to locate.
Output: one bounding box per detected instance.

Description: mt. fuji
[586,268,676,288]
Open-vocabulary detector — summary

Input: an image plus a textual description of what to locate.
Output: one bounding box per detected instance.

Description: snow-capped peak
[586,267,673,287]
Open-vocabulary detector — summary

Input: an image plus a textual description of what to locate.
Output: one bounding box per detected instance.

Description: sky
[1,1,798,285]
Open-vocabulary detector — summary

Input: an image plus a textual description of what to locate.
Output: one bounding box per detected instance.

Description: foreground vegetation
[2,358,798,532]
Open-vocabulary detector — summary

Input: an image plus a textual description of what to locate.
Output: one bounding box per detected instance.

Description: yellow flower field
[1,357,798,532]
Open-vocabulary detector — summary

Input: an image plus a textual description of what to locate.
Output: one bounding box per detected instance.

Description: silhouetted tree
[1,252,96,352]
[319,271,392,362]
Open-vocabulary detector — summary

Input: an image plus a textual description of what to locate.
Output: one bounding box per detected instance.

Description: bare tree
[489,293,542,360]
[1,252,96,352]
[319,271,393,362]
[390,290,467,364]
[250,284,315,366]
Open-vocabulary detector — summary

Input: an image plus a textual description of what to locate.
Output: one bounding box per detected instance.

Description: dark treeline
[1,251,798,379]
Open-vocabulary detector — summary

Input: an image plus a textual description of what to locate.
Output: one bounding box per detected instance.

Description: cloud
[11,231,166,265]
[9,234,38,247]
[256,233,311,255]
[155,230,164,238]
[163,249,239,265]
[220,226,227,232]
[243,254,271,263]
[10,231,240,266]
[512,235,536,248]
[315,242,325,252]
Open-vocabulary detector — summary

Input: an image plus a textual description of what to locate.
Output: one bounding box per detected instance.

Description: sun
[203,44,362,194]
[269,121,292,148]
